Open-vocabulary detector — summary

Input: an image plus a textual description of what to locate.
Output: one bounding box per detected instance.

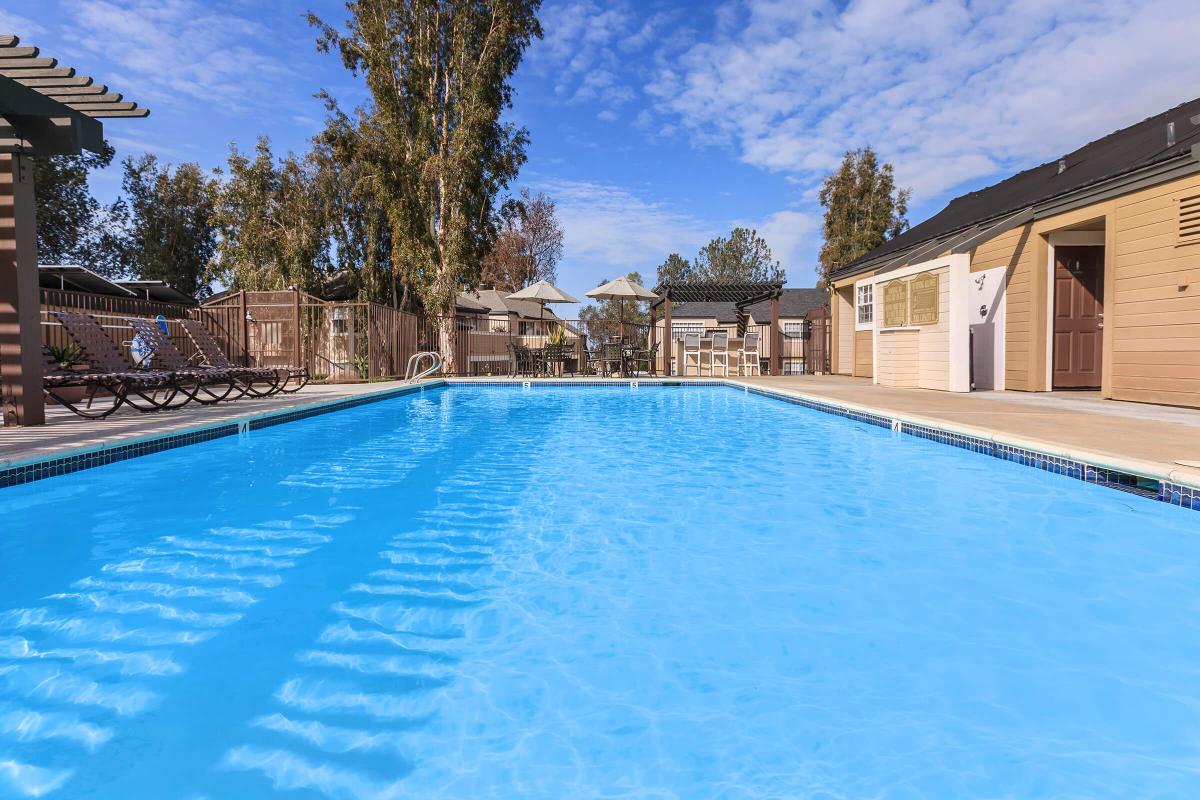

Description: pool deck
[2,375,1199,493]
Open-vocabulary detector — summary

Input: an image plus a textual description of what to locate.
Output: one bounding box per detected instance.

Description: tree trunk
[437,312,457,376]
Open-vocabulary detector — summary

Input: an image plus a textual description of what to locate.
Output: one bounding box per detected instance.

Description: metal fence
[39,286,832,381]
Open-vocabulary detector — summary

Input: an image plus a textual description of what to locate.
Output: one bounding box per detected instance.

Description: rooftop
[836,96,1200,280]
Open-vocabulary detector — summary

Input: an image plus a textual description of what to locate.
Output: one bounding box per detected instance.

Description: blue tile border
[2,378,1196,514]
[738,383,1184,509]
[0,382,440,490]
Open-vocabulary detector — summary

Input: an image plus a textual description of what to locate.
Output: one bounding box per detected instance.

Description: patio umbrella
[507,280,580,320]
[585,276,659,340]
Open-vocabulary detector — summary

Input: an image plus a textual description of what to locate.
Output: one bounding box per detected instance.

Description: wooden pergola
[0,35,148,426]
[650,281,785,375]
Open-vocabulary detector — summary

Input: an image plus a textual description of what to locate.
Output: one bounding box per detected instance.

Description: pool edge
[0,380,446,488]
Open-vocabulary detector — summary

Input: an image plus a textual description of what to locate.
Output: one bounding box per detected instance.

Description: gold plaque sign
[882,280,908,327]
[910,272,940,325]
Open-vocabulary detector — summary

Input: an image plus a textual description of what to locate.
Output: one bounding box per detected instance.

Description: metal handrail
[405,351,442,382]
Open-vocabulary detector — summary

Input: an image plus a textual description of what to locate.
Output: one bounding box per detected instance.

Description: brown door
[1052,245,1104,389]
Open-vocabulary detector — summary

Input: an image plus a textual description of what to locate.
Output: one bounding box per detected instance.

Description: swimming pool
[1,384,1197,798]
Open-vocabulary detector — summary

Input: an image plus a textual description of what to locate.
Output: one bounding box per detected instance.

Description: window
[518,321,536,336]
[856,284,874,325]
[671,322,703,340]
[783,322,804,339]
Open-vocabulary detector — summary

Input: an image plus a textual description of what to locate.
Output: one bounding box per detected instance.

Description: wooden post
[663,297,673,376]
[0,154,45,426]
[648,304,657,375]
[239,289,249,366]
[291,286,301,369]
[770,295,781,376]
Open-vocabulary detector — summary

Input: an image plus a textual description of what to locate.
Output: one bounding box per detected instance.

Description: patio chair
[508,342,537,377]
[180,319,302,395]
[740,331,761,376]
[682,332,702,376]
[125,317,243,404]
[600,341,626,377]
[52,311,186,413]
[629,342,658,376]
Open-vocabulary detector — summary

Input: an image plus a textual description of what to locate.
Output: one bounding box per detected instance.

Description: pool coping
[2,376,1197,512]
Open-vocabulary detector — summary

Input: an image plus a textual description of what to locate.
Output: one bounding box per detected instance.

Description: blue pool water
[1,385,1198,798]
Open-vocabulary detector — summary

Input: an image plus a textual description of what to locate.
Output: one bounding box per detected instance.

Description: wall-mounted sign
[882,280,908,327]
[910,272,940,325]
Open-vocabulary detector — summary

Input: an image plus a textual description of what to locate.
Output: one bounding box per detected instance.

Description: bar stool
[682,332,702,376]
[740,331,760,376]
[710,331,730,377]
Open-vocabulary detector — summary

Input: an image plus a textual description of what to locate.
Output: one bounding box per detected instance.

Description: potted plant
[45,344,90,406]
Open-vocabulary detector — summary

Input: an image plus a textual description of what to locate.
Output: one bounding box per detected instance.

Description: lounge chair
[180,319,304,395]
[52,311,186,413]
[42,346,132,419]
[125,317,243,404]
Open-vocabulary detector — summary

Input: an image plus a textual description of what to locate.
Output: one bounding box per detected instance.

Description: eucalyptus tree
[210,137,331,294]
[119,155,220,299]
[817,146,910,285]
[309,0,543,374]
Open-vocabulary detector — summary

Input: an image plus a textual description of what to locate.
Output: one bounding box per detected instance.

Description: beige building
[830,98,1200,407]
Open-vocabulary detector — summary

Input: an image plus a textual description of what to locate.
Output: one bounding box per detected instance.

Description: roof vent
[1057,158,1066,174]
[1168,121,1176,148]
[1192,114,1200,126]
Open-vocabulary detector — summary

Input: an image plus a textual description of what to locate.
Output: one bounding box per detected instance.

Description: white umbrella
[507,280,579,319]
[585,276,659,339]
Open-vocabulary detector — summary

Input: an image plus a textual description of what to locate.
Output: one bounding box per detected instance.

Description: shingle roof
[670,288,826,323]
[835,96,1200,280]
[459,289,562,320]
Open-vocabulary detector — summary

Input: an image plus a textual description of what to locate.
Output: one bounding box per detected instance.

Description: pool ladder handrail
[405,351,442,382]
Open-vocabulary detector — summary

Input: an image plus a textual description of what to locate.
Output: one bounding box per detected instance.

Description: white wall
[969,265,1007,390]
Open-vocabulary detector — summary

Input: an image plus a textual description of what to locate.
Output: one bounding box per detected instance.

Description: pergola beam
[0,34,149,426]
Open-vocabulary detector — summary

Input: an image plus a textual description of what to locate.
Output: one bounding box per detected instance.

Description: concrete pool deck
[2,375,1198,495]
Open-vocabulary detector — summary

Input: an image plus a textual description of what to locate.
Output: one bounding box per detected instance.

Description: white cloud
[538,178,715,270]
[58,0,298,113]
[752,210,819,285]
[528,0,674,112]
[0,11,45,38]
[645,0,1200,202]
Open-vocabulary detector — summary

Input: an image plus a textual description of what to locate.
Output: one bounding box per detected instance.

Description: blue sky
[9,0,1200,305]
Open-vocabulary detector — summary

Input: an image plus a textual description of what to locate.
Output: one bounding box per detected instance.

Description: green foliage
[817,146,910,285]
[210,137,331,294]
[47,343,81,369]
[310,0,543,373]
[695,227,784,283]
[118,155,220,299]
[32,141,125,276]
[655,229,785,286]
[546,324,569,346]
[655,252,692,287]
